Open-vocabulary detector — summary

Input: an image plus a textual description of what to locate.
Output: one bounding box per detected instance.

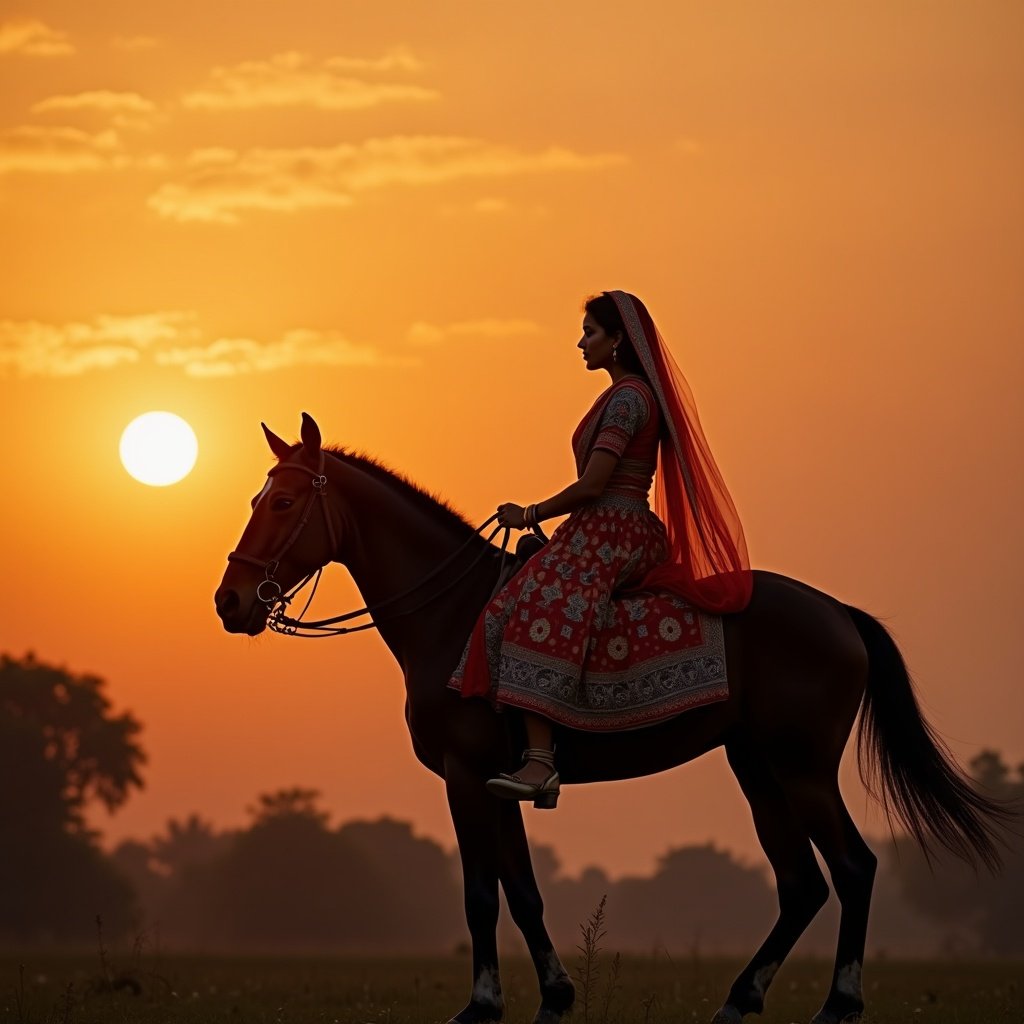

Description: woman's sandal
[486,747,560,809]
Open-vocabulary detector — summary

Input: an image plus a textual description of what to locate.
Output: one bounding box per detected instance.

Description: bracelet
[524,503,536,527]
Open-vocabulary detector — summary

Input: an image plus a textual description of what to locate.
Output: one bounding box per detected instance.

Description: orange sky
[2,1,1022,879]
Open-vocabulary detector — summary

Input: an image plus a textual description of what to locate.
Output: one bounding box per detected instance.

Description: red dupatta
[607,291,752,614]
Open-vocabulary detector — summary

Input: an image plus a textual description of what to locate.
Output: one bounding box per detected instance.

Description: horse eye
[272,497,295,512]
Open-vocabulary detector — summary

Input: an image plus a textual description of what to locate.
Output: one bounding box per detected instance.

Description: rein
[227,449,545,639]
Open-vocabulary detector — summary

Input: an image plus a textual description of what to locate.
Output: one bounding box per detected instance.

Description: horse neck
[325,455,498,679]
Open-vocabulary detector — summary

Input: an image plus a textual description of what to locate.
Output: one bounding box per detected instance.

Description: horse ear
[261,422,293,461]
[300,412,322,455]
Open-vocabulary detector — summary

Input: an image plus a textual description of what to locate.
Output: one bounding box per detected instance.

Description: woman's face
[578,312,619,372]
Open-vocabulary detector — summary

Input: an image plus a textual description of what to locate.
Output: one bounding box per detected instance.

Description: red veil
[608,291,752,614]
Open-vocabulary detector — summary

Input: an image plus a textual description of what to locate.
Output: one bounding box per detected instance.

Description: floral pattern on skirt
[449,499,728,731]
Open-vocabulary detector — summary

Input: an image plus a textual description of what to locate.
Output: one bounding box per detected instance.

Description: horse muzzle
[214,584,269,635]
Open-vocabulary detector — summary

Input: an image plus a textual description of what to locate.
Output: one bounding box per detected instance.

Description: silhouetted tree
[337,816,463,947]
[0,652,144,943]
[139,790,465,951]
[111,814,236,944]
[150,813,227,875]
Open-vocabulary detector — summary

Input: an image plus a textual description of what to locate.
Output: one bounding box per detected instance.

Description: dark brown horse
[215,413,1004,1024]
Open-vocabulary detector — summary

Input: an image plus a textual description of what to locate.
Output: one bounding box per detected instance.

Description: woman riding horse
[450,290,752,806]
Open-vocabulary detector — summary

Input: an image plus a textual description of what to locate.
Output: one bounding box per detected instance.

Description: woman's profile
[448,290,753,807]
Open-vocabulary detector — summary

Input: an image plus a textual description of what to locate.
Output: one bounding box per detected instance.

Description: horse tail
[846,603,1009,871]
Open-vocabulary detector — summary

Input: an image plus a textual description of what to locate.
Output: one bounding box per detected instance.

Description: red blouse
[573,377,661,504]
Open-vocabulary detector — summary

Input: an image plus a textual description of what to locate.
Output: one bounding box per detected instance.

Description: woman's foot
[508,756,552,786]
[486,748,560,808]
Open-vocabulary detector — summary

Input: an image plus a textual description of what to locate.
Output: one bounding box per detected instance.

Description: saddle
[494,530,548,592]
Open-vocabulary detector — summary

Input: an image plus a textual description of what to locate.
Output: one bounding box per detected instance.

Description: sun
[119,412,198,486]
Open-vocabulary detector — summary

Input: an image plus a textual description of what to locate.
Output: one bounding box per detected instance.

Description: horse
[214,413,1005,1024]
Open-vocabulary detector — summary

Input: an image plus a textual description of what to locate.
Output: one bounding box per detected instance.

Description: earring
[612,346,618,363]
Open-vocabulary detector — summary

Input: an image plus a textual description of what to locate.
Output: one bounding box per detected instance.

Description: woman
[448,290,752,807]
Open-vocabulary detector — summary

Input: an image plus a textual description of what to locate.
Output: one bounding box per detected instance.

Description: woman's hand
[496,502,526,529]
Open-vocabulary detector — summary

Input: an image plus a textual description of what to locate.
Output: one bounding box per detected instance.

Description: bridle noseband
[226,448,541,638]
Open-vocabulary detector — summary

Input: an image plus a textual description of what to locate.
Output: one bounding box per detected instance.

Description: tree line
[2,652,1021,954]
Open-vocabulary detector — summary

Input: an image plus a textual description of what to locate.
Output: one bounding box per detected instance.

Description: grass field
[2,953,1021,1024]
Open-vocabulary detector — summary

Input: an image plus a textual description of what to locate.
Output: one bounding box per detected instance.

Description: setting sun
[119,411,198,486]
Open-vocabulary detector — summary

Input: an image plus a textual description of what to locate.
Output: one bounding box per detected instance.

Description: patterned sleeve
[591,384,651,457]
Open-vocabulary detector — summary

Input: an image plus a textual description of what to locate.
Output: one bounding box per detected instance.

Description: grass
[0,952,1021,1024]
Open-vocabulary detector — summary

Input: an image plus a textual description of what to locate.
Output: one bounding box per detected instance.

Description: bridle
[226,449,542,638]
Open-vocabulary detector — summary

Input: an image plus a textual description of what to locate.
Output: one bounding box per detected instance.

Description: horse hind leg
[497,800,575,1024]
[712,740,830,1024]
[780,773,877,1024]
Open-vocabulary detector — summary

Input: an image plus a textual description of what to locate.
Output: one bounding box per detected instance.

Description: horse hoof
[711,1005,744,1024]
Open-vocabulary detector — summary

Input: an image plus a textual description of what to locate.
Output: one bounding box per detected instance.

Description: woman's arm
[497,449,619,528]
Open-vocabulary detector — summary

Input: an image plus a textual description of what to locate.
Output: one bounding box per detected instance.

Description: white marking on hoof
[752,961,780,998]
[835,961,862,1001]
[472,964,503,1007]
[710,1004,743,1024]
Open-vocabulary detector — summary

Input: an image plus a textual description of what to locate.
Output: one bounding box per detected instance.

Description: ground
[2,954,1021,1023]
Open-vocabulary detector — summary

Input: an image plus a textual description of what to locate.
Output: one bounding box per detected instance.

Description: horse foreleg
[711,742,830,1023]
[445,754,505,1024]
[497,800,575,1024]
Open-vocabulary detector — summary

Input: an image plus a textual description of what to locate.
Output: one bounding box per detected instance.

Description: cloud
[0,125,166,173]
[324,49,426,73]
[181,50,437,111]
[406,319,542,347]
[0,312,199,377]
[2,313,540,377]
[148,136,627,224]
[30,92,164,133]
[32,91,158,115]
[154,328,412,376]
[0,18,73,57]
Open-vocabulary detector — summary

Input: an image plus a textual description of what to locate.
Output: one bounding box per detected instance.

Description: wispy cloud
[181,50,437,111]
[32,91,158,115]
[29,92,164,133]
[0,18,73,57]
[154,329,413,377]
[406,319,542,347]
[0,313,198,377]
[323,49,426,73]
[2,312,542,377]
[0,125,167,174]
[148,136,626,224]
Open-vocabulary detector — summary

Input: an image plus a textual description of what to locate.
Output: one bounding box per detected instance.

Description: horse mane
[313,444,482,541]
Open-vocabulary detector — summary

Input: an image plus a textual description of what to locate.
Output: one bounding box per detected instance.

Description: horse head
[215,412,339,635]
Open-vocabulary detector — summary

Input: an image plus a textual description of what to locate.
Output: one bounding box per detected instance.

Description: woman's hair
[583,292,645,375]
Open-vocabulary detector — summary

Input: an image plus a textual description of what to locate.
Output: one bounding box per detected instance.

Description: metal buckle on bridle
[256,577,283,606]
